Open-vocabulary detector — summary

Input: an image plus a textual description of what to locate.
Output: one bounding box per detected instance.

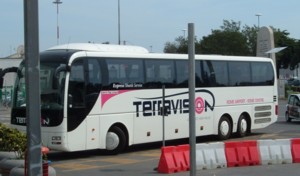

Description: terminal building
[0,45,23,106]
[0,45,23,87]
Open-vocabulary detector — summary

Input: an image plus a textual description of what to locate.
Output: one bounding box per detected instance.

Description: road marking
[127,149,161,157]
[52,163,100,170]
[52,157,158,172]
[260,133,278,139]
[98,158,139,164]
[139,152,160,157]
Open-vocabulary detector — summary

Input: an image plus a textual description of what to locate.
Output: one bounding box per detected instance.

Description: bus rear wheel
[106,126,127,154]
[218,116,232,140]
[237,114,248,137]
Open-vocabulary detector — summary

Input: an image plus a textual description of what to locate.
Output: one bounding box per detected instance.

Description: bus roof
[46,43,273,63]
[47,43,149,54]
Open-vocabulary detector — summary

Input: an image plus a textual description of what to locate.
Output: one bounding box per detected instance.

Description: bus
[0,43,278,154]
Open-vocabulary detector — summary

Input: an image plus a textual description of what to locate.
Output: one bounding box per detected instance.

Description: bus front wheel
[218,116,232,140]
[106,126,127,154]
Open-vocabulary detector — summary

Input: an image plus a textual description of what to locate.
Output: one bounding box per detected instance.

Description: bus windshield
[14,61,66,110]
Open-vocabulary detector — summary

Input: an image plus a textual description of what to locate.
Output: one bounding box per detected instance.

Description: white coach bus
[2,43,278,154]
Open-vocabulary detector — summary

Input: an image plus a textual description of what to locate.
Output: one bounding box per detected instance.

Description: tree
[199,29,250,55]
[199,20,250,55]
[163,20,300,70]
[164,20,251,55]
[164,36,188,54]
[164,36,201,54]
[220,20,241,32]
[273,28,299,70]
[241,25,258,56]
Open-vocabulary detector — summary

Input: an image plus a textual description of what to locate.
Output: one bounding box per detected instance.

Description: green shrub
[0,123,27,158]
[285,85,300,98]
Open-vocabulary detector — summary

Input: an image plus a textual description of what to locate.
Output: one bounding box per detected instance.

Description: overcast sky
[1,0,299,57]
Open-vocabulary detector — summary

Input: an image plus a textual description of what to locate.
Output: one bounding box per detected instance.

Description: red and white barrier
[258,139,292,165]
[157,138,300,174]
[291,138,300,163]
[225,140,260,167]
[196,142,226,170]
[157,145,190,174]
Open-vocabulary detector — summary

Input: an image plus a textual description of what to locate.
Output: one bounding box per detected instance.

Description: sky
[0,0,300,57]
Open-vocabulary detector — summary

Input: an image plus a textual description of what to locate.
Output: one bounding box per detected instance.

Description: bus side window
[251,62,274,85]
[106,59,144,88]
[69,59,85,108]
[86,58,102,108]
[176,60,188,87]
[145,60,175,88]
[202,60,216,87]
[210,61,229,87]
[228,61,251,86]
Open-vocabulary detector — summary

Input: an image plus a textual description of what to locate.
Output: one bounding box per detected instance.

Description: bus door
[67,58,102,149]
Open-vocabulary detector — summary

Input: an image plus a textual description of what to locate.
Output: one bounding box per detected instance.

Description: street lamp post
[255,13,262,29]
[118,0,121,45]
[53,0,62,45]
[182,29,187,38]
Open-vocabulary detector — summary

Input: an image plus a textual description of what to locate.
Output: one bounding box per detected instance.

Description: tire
[106,126,127,155]
[237,114,248,137]
[285,112,291,122]
[218,116,232,140]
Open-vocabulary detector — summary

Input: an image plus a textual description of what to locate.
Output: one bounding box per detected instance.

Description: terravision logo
[133,89,215,117]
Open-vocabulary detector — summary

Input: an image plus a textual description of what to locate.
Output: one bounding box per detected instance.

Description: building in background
[1,45,23,106]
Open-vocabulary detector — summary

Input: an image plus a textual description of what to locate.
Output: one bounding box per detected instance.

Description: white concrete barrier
[0,159,24,171]
[196,142,227,170]
[9,166,56,176]
[0,152,18,161]
[258,139,292,165]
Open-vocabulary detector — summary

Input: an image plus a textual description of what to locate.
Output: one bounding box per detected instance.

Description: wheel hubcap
[220,121,229,136]
[106,132,119,150]
[240,119,247,133]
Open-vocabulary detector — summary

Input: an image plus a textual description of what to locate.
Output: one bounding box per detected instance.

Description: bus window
[86,58,102,108]
[228,61,251,86]
[202,60,216,87]
[210,61,229,86]
[69,59,85,108]
[176,60,189,87]
[175,60,201,88]
[106,59,144,88]
[86,59,102,93]
[145,60,175,88]
[251,62,274,85]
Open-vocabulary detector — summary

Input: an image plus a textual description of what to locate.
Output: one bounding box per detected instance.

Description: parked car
[287,78,295,85]
[287,78,300,86]
[285,94,300,122]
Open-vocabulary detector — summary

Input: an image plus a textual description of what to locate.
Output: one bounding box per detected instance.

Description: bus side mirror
[53,65,68,89]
